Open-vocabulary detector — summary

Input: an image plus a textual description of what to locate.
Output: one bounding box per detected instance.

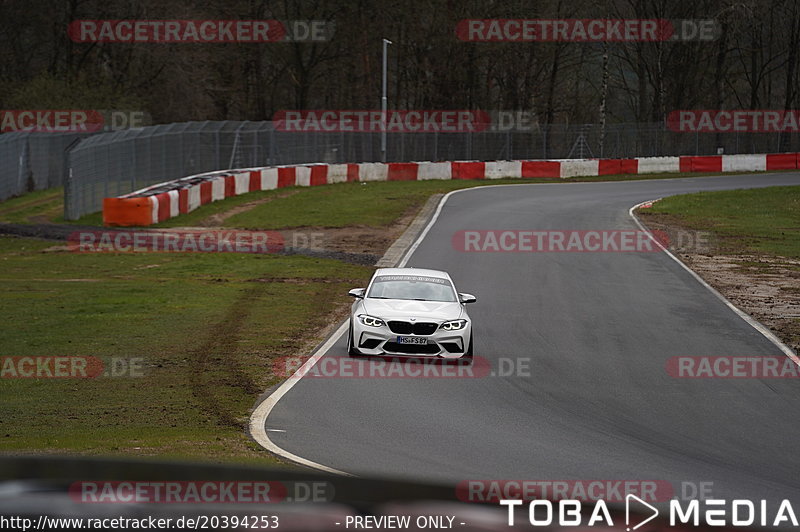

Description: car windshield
[367,274,457,302]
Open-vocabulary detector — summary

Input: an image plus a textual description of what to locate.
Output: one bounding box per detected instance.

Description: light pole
[381,38,392,162]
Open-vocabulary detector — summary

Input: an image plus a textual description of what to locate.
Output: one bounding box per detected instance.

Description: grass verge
[0,235,373,464]
[156,171,797,230]
[640,185,800,259]
[0,188,63,224]
[2,173,798,462]
[5,169,793,227]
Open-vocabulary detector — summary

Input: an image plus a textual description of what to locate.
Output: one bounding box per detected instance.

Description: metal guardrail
[3,120,799,219]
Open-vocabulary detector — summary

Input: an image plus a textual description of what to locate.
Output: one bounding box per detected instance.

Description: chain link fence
[65,121,348,220]
[3,120,798,219]
[0,132,87,202]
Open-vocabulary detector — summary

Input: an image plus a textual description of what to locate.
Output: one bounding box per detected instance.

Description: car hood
[362,299,463,321]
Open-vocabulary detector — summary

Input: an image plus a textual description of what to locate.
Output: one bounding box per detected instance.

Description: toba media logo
[469,479,800,528]
[499,497,800,528]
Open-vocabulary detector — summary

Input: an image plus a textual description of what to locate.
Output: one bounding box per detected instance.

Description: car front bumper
[351,319,472,359]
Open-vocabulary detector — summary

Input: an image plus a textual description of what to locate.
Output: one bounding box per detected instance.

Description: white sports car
[347,268,476,360]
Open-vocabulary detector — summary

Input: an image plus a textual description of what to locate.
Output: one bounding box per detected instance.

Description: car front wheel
[464,331,474,359]
[347,321,360,357]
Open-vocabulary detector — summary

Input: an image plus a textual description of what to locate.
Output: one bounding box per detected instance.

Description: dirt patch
[0,193,61,220]
[285,225,395,255]
[676,254,800,352]
[0,196,426,263]
[198,190,300,227]
[0,223,98,241]
[638,212,800,353]
[282,201,424,256]
[187,285,266,430]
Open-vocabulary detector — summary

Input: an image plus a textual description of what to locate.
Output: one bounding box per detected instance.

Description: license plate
[396,336,428,345]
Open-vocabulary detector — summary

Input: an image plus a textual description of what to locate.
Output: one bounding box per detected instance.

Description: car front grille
[359,338,382,349]
[387,321,438,335]
[383,341,440,355]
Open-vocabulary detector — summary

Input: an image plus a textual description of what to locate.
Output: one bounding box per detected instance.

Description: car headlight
[440,319,467,331]
[358,314,385,327]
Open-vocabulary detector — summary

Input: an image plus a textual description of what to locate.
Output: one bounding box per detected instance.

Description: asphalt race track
[263,173,800,504]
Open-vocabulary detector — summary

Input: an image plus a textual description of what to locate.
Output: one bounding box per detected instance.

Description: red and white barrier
[360,162,388,182]
[486,161,521,179]
[723,154,766,172]
[636,156,681,174]
[451,161,485,180]
[387,162,418,181]
[682,155,721,172]
[766,153,799,170]
[261,168,278,190]
[521,161,560,178]
[103,153,798,226]
[327,164,350,183]
[418,162,451,180]
[560,159,599,178]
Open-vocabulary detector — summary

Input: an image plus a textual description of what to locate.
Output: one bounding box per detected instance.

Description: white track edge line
[249,320,353,476]
[396,187,469,267]
[248,188,466,475]
[251,183,799,476]
[629,199,799,364]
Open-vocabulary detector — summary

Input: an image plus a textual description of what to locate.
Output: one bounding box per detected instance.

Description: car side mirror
[348,288,365,298]
[458,292,477,304]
